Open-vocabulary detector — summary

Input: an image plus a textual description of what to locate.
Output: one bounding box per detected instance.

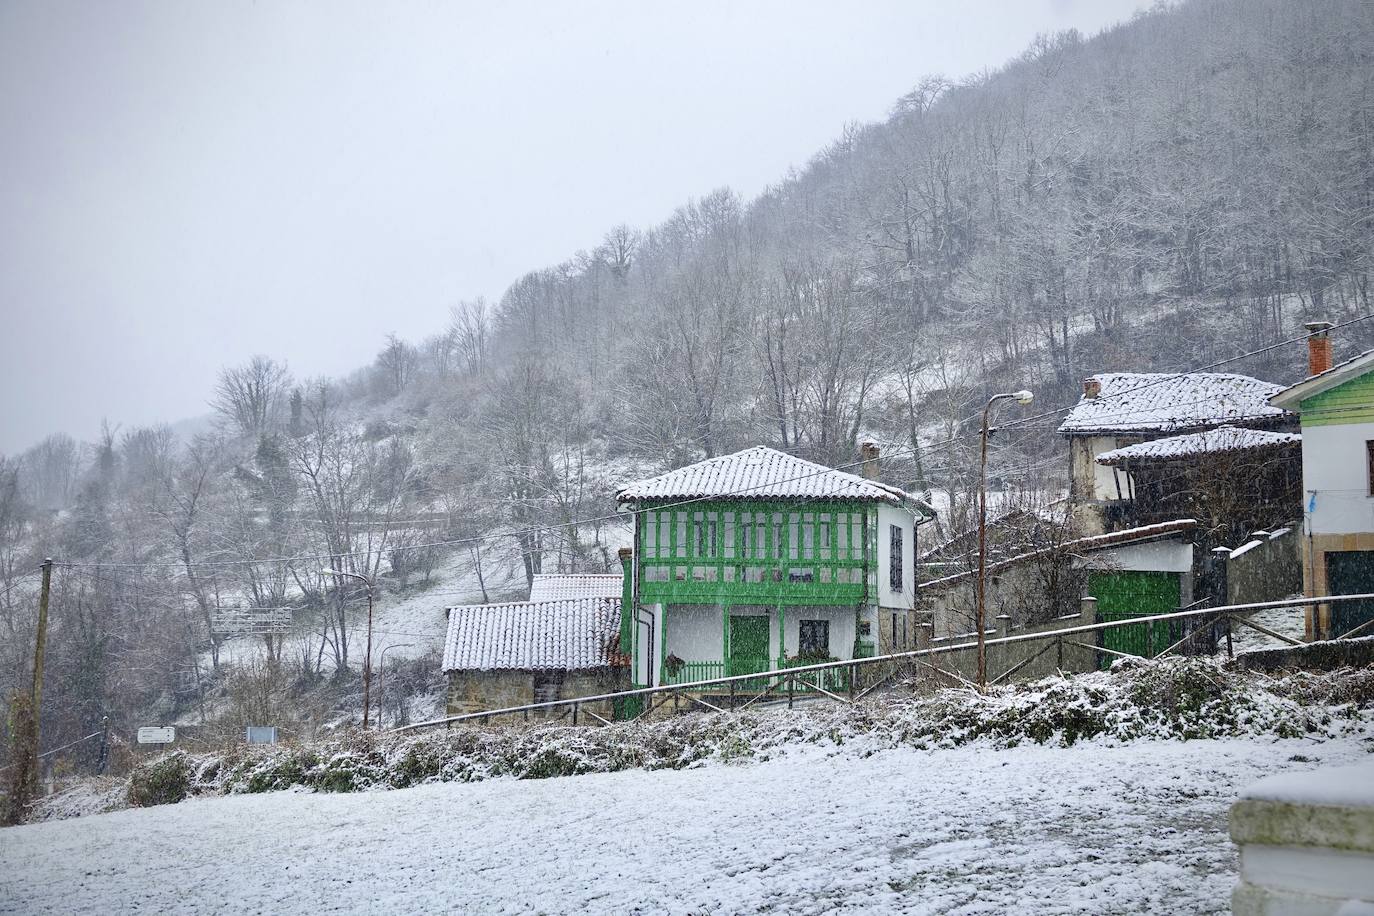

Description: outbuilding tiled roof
[615,446,908,505]
[528,573,623,603]
[1096,425,1301,465]
[442,596,621,673]
[1058,373,1289,435]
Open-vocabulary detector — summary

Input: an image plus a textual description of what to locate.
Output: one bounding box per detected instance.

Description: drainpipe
[618,547,634,676]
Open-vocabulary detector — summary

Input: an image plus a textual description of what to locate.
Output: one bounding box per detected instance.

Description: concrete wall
[1230,761,1374,914]
[927,602,1099,684]
[446,668,625,719]
[1228,527,1302,607]
[1301,420,1374,535]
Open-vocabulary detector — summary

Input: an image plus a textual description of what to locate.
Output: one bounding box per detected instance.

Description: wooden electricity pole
[31,560,53,725]
[7,558,53,824]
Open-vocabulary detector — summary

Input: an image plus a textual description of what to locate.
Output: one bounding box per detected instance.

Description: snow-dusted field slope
[3,735,1370,914]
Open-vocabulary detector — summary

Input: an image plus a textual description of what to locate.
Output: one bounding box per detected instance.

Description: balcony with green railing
[635,500,874,605]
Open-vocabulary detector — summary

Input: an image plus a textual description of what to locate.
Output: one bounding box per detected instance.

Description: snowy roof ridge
[1270,347,1374,410]
[1058,373,1289,435]
[528,573,623,603]
[615,446,909,505]
[919,519,1198,591]
[442,596,622,672]
[1095,425,1302,465]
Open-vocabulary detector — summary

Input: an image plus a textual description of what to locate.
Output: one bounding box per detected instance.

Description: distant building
[919,519,1198,661]
[1270,322,1374,640]
[1059,373,1294,534]
[1094,424,1302,545]
[614,445,935,694]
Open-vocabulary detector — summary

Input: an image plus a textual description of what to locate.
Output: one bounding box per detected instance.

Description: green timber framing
[620,498,897,693]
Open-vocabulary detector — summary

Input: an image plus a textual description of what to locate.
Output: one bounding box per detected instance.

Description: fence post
[787,673,794,709]
[572,703,579,726]
[1225,614,1233,659]
[848,663,856,701]
[1056,635,1064,670]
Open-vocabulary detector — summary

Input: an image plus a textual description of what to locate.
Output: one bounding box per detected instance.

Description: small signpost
[245,726,278,745]
[136,726,175,745]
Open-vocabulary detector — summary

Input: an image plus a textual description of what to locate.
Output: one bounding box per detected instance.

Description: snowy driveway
[1,736,1367,914]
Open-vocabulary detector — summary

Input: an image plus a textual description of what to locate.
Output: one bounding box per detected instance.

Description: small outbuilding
[442,594,628,719]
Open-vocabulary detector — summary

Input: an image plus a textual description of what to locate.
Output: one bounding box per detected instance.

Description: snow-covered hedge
[107,658,1374,811]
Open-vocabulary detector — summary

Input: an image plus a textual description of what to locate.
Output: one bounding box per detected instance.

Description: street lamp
[376,643,413,730]
[320,566,375,729]
[975,389,1034,689]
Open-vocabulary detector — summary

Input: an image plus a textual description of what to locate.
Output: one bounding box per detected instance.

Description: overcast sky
[0,0,1146,454]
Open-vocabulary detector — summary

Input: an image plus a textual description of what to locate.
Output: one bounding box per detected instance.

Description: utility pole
[8,558,53,824]
[975,393,1033,689]
[29,558,53,762]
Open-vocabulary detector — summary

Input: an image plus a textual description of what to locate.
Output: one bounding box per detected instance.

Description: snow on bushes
[110,658,1372,811]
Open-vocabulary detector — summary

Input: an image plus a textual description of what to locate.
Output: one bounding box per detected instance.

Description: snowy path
[1,736,1367,914]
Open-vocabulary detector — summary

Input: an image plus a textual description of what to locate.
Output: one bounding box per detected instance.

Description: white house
[1270,322,1374,639]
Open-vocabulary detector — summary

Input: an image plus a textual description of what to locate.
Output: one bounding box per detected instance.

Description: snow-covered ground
[3,734,1369,915]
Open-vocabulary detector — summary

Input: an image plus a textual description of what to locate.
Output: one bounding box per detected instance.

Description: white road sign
[137,726,176,745]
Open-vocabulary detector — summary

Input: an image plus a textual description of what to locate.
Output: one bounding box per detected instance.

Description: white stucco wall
[1072,539,1194,574]
[663,604,726,676]
[780,605,857,660]
[1302,420,1374,535]
[876,505,916,609]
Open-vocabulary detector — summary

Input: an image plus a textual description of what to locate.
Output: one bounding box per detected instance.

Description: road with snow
[1,735,1367,914]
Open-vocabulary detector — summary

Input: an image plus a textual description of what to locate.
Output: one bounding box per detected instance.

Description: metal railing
[395,593,1374,733]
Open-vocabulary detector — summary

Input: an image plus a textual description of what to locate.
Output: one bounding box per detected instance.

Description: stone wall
[1228,635,1374,673]
[446,667,626,721]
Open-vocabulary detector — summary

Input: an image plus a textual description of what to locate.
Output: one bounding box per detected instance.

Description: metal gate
[1327,551,1374,637]
[1090,570,1182,665]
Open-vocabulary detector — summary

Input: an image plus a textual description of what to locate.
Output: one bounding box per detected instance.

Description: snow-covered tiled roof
[442,596,621,673]
[528,573,623,603]
[1096,425,1301,465]
[615,446,908,505]
[1058,373,1289,435]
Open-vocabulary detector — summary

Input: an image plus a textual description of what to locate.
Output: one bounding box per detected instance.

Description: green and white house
[1269,326,1374,640]
[613,446,934,692]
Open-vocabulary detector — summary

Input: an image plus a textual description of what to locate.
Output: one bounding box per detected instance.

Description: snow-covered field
[3,734,1369,915]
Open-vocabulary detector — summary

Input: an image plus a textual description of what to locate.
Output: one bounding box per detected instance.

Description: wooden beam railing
[394,593,1374,733]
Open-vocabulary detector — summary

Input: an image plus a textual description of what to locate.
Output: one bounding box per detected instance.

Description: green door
[1327,551,1374,637]
[1090,570,1181,665]
[728,615,771,687]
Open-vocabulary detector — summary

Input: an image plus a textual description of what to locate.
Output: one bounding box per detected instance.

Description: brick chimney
[859,440,880,480]
[1304,321,1335,376]
[1082,377,1101,399]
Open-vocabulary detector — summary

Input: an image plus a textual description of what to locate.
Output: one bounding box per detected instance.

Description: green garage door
[1090,570,1181,665]
[1327,551,1374,638]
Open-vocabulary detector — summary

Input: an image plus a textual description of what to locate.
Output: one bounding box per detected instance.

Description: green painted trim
[1300,372,1374,427]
